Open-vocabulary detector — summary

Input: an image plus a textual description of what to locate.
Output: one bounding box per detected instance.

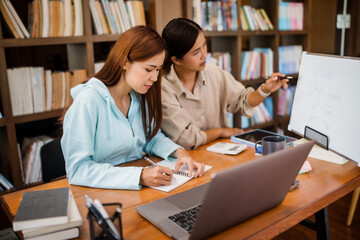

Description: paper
[149,160,212,192]
[293,138,348,165]
[299,161,312,174]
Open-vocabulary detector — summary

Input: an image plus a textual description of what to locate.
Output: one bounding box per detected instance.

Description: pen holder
[87,202,123,240]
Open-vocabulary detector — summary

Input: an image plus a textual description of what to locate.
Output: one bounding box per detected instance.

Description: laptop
[136,140,315,240]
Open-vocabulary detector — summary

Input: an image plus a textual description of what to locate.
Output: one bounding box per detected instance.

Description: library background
[0,0,359,192]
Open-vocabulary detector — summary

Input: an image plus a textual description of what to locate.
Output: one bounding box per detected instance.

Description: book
[0,0,20,38]
[0,227,19,240]
[13,187,70,231]
[22,190,83,238]
[0,173,14,190]
[4,0,30,38]
[149,159,212,192]
[25,227,79,240]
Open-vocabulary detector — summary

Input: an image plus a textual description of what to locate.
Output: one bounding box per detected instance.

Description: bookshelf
[0,0,310,189]
[182,0,310,134]
[0,0,181,189]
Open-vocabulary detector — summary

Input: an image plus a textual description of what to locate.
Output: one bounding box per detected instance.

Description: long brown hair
[61,26,166,140]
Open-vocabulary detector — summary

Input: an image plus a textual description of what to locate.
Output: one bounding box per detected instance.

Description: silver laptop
[137,140,315,240]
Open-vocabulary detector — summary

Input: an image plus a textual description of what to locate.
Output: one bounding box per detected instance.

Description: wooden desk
[2,139,360,239]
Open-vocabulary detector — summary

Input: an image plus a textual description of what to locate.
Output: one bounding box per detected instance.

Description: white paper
[149,159,212,192]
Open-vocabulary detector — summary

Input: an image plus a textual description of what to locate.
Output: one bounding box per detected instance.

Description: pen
[85,195,120,240]
[144,156,158,166]
[144,156,174,178]
[278,76,293,80]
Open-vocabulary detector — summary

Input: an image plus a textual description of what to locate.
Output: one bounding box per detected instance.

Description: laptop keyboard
[168,204,202,233]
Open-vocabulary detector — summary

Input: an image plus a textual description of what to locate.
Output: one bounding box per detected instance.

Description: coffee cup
[255,136,286,155]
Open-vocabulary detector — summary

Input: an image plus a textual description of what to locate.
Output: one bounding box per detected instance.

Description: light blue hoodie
[61,78,181,190]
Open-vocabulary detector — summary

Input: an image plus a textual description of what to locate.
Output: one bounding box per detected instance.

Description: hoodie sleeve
[61,90,143,190]
[143,129,181,159]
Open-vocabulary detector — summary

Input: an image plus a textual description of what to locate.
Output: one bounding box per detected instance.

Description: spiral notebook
[149,160,212,192]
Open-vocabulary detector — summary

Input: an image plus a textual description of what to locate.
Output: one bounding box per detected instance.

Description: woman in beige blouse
[161,18,289,149]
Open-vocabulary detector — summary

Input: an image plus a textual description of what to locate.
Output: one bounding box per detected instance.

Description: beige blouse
[161,64,255,149]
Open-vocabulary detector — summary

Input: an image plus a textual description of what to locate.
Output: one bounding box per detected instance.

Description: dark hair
[162,18,203,73]
[61,26,166,140]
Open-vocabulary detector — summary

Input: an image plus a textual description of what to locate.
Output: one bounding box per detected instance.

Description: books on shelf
[7,67,87,116]
[21,135,53,184]
[206,52,231,73]
[241,48,273,80]
[0,0,30,38]
[241,97,273,128]
[26,0,83,38]
[278,45,303,75]
[0,173,14,190]
[278,85,296,117]
[90,0,146,35]
[278,2,303,31]
[193,0,238,31]
[240,5,273,31]
[13,187,70,231]
[22,190,83,239]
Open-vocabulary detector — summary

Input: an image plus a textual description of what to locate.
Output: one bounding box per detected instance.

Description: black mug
[255,136,286,155]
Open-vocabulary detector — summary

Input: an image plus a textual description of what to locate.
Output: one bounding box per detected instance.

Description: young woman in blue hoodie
[61,26,205,190]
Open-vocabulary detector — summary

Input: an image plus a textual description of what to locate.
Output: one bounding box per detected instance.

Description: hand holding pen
[263,73,292,93]
[140,157,173,187]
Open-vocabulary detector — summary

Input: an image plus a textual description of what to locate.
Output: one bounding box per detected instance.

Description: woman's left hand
[173,148,205,178]
[263,72,289,93]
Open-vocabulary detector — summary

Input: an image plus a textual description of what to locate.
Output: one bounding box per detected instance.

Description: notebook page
[149,159,212,192]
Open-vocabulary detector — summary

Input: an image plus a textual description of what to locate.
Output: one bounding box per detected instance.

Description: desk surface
[2,139,360,239]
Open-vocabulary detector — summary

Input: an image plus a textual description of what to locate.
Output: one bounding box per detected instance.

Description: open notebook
[149,160,212,192]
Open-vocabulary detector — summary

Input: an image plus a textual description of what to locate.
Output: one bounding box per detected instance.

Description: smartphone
[289,180,300,191]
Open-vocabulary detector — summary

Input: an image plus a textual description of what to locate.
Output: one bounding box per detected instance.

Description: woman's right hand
[140,166,173,187]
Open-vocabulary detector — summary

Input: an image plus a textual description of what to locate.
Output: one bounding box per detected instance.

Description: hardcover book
[13,187,70,231]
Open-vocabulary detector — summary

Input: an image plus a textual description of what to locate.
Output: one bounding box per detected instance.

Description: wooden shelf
[92,34,121,43]
[278,115,291,124]
[0,117,6,127]
[1,36,88,47]
[204,31,239,37]
[240,79,266,86]
[241,31,277,36]
[12,110,64,125]
[279,30,309,35]
[245,120,277,130]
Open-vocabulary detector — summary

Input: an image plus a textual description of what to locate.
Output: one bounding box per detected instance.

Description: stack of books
[12,187,83,240]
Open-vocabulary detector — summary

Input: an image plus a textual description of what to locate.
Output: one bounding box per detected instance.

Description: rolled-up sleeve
[221,69,255,117]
